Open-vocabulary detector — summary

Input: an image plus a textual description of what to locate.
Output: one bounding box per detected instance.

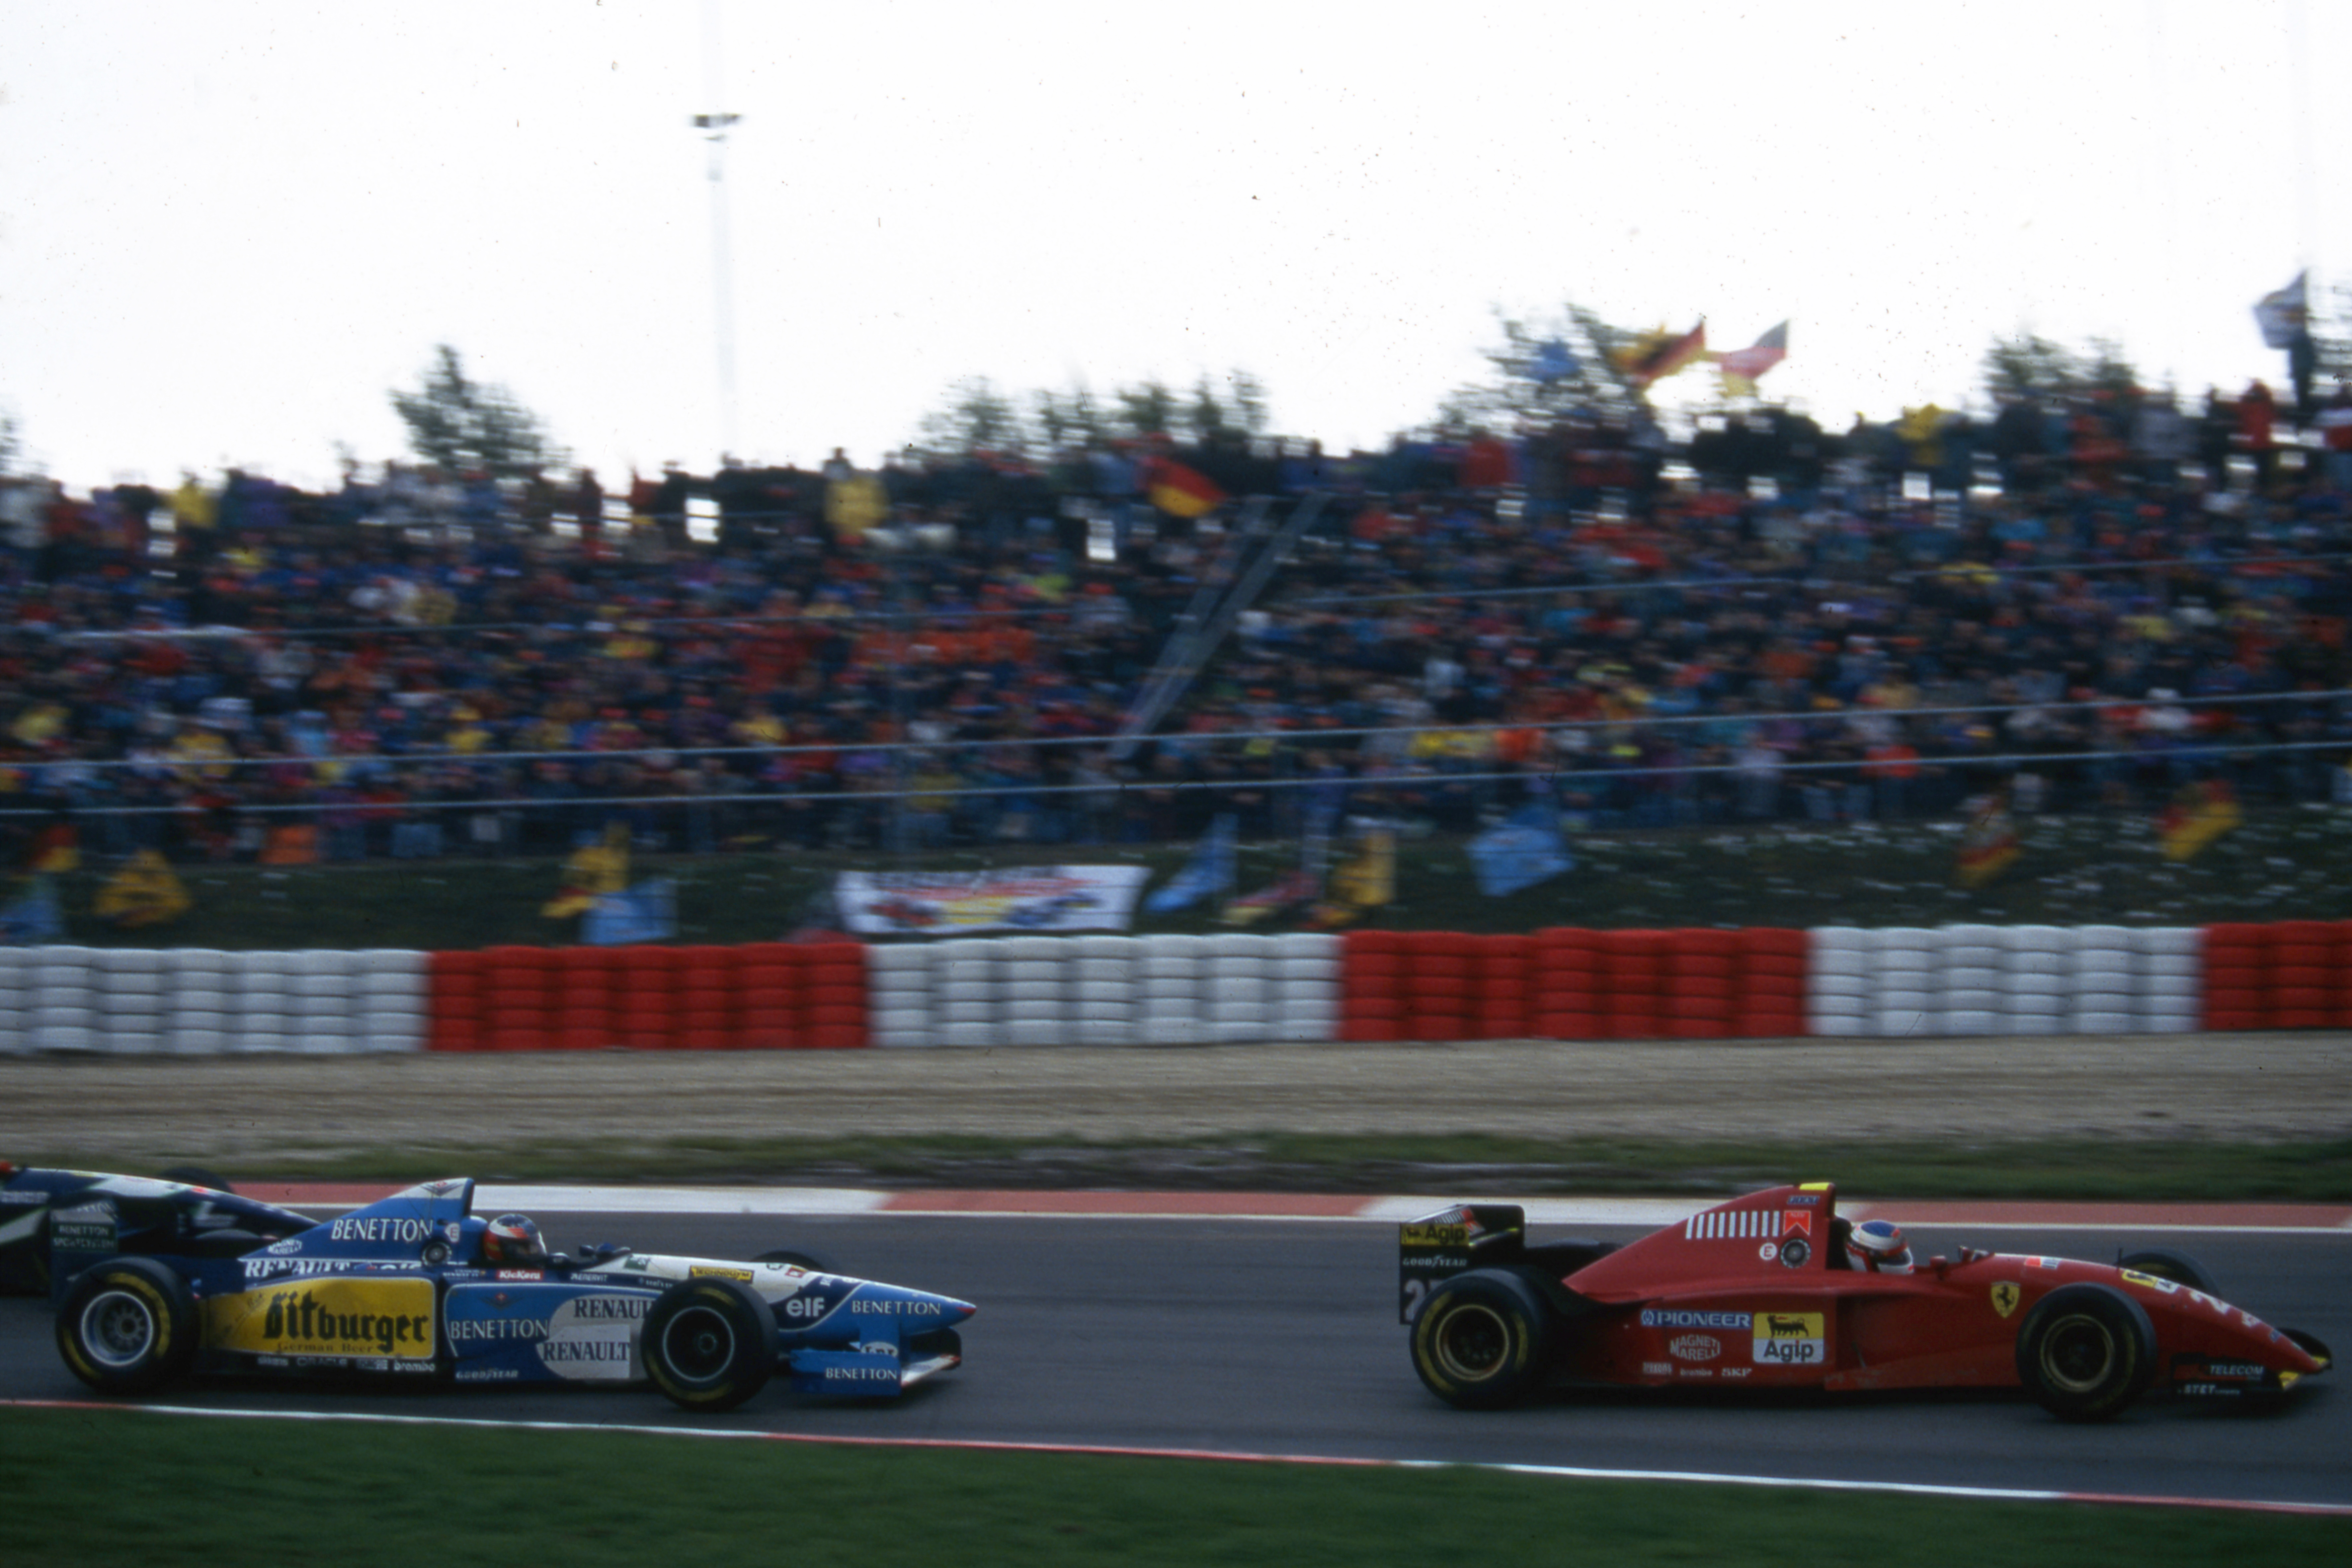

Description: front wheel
[2117,1248,2220,1296]
[642,1276,778,1412]
[1410,1270,1553,1409]
[2015,1283,2157,1422]
[56,1258,198,1395]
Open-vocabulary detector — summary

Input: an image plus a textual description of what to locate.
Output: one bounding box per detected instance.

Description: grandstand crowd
[6,375,2352,869]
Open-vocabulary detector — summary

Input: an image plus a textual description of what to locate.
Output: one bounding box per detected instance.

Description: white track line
[474,1185,890,1215]
[5,1400,2346,1517]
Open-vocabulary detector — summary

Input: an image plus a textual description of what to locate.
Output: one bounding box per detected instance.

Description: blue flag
[1467,805,1572,897]
[0,876,64,944]
[1145,813,1237,914]
[583,877,678,945]
[2254,271,2308,350]
[1529,339,1580,384]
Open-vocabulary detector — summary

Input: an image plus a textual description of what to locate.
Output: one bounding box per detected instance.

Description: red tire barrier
[2201,923,2270,1031]
[1340,931,1406,1042]
[1530,927,1599,1040]
[427,950,485,1052]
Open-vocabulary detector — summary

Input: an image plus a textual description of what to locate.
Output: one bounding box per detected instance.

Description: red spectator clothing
[130,640,188,680]
[1863,742,1921,780]
[738,626,811,693]
[2235,385,2275,452]
[1459,437,1511,490]
[1758,642,1817,684]
[1493,725,1541,765]
[2320,395,2352,453]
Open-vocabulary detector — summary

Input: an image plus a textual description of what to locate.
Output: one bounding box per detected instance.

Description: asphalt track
[4,1197,2348,1511]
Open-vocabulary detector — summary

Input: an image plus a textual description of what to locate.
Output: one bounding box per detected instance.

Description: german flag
[1613,320,1708,389]
[1146,458,1226,519]
[1955,789,2019,889]
[2158,779,2242,861]
[28,822,77,874]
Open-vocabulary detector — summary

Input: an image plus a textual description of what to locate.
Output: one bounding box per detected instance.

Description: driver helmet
[1845,1218,1913,1274]
[482,1213,550,1268]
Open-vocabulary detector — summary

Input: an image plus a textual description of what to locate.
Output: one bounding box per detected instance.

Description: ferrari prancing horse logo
[1990,1282,2021,1319]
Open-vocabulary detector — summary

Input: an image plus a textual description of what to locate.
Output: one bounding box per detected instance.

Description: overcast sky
[3,0,2344,492]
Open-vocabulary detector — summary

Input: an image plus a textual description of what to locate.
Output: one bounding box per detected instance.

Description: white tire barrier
[1804,922,2245,1040]
[0,947,430,1054]
[0,922,2307,1052]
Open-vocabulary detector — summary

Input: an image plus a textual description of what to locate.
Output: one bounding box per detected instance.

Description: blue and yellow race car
[33,1171,972,1411]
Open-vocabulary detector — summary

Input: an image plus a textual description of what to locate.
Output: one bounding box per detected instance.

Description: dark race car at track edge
[1,1162,310,1295]
[1400,1181,2330,1421]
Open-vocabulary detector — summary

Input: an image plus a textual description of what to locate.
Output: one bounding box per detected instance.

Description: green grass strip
[0,1406,2342,1566]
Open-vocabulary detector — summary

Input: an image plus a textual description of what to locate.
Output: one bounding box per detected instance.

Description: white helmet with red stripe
[1845,1218,1913,1273]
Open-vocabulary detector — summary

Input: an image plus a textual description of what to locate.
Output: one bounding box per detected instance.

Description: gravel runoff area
[3,1034,2350,1171]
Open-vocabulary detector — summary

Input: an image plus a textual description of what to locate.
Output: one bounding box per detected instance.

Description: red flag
[1146,458,1226,519]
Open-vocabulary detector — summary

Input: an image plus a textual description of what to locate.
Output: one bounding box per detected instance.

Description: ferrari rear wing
[1399,1203,1526,1324]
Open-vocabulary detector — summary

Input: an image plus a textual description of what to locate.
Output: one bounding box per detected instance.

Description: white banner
[837,866,1152,936]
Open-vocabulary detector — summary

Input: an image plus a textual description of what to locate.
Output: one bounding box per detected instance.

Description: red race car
[1400,1182,2331,1421]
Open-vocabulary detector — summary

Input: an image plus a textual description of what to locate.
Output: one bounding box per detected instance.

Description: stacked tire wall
[1804,925,2201,1037]
[866,933,1339,1048]
[426,941,870,1051]
[0,947,428,1055]
[5,920,2351,1055]
[2201,921,2350,1031]
[1348,927,1810,1042]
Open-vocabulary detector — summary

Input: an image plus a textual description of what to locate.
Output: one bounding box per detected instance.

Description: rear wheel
[1410,1269,1552,1409]
[642,1277,777,1412]
[56,1258,198,1395]
[2016,1283,2157,1421]
[2117,1248,2220,1296]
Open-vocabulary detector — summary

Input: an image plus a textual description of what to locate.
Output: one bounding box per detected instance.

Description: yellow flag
[826,473,890,539]
[2158,781,2242,862]
[1308,829,1395,928]
[94,850,192,928]
[543,824,631,918]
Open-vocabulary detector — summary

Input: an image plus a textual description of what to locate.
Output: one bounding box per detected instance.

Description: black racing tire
[753,1249,833,1275]
[157,1166,234,1194]
[56,1257,198,1395]
[2015,1282,2158,1422]
[642,1276,778,1412]
[2117,1248,2221,1296]
[1410,1268,1553,1409]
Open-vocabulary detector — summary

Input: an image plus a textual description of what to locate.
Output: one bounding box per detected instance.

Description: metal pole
[694,2,741,465]
[704,125,740,465]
